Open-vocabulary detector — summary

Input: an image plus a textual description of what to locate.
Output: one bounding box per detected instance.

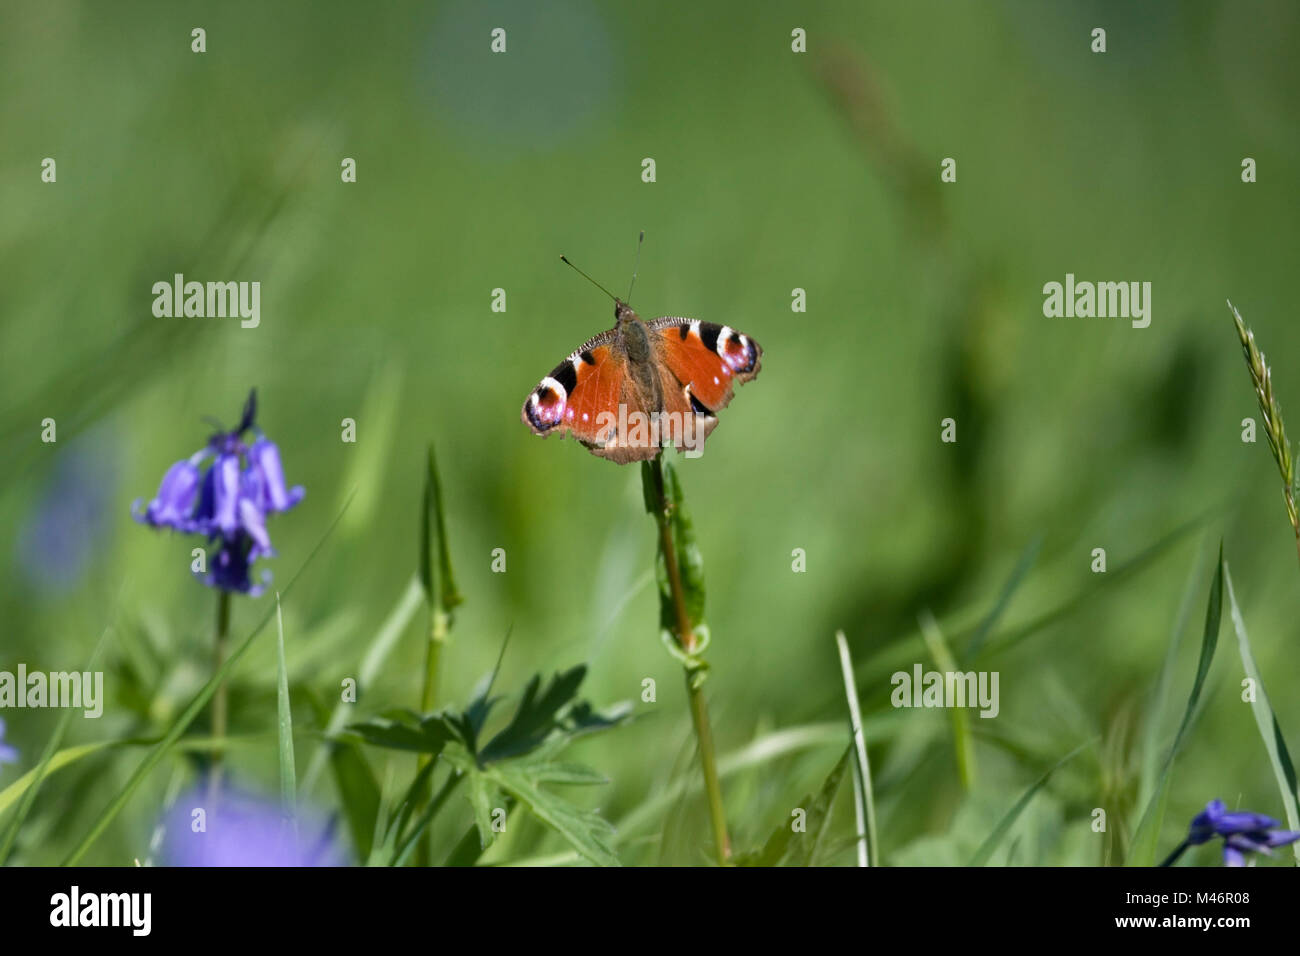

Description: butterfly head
[614,299,640,326]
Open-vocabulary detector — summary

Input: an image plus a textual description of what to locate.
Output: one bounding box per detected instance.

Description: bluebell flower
[1162,798,1300,866]
[132,390,303,596]
[0,718,18,767]
[21,429,117,593]
[131,450,208,531]
[163,787,344,867]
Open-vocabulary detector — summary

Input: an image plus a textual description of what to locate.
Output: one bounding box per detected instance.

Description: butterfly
[521,254,762,464]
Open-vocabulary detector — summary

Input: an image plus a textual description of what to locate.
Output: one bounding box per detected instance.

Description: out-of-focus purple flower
[21,429,118,593]
[247,437,304,513]
[1163,799,1300,867]
[163,787,344,867]
[0,718,18,767]
[132,451,206,530]
[205,533,270,597]
[131,390,303,596]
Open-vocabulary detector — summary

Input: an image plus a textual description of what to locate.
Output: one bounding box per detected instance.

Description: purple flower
[131,451,207,530]
[248,437,304,513]
[1163,799,1300,867]
[21,429,117,593]
[0,718,18,767]
[131,390,303,596]
[163,787,344,867]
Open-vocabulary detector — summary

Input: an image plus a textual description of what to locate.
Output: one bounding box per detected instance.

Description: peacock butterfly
[520,244,762,464]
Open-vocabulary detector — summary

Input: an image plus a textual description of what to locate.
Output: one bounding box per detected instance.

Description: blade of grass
[919,610,976,791]
[1223,562,1300,862]
[968,739,1092,866]
[1139,541,1208,811]
[62,489,356,865]
[275,593,297,825]
[0,734,267,817]
[963,534,1042,662]
[835,631,877,866]
[1128,542,1224,866]
[0,624,113,864]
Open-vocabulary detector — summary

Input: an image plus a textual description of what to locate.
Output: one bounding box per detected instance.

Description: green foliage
[348,665,630,866]
[1129,545,1224,866]
[736,747,850,867]
[419,443,463,614]
[1223,563,1300,862]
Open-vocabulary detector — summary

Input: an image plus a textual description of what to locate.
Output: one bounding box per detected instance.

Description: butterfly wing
[521,329,620,444]
[646,317,762,413]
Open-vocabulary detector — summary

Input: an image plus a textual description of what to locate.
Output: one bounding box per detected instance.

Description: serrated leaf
[485,762,620,866]
[347,710,457,755]
[478,666,587,763]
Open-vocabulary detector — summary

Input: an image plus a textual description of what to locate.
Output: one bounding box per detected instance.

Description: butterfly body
[522,300,762,464]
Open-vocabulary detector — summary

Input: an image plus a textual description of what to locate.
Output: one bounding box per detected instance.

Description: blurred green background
[3,0,1300,865]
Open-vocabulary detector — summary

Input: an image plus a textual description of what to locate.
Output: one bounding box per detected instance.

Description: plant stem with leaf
[415,443,462,865]
[644,454,730,864]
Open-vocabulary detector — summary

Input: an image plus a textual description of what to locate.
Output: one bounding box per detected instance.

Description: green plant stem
[414,607,448,865]
[685,672,729,863]
[395,769,462,867]
[649,455,730,864]
[208,590,231,807]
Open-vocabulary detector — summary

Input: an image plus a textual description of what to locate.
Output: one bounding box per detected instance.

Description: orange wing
[647,317,762,413]
[521,332,623,447]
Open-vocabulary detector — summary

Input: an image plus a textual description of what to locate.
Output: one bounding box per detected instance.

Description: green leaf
[274,593,297,819]
[1129,543,1224,866]
[517,761,609,786]
[642,458,707,637]
[920,611,977,791]
[964,534,1042,661]
[328,741,381,862]
[63,489,358,865]
[346,709,458,755]
[968,740,1091,866]
[1224,561,1300,863]
[419,442,463,612]
[467,772,498,849]
[484,762,619,867]
[478,666,587,763]
[1139,543,1207,813]
[835,631,878,867]
[737,746,850,867]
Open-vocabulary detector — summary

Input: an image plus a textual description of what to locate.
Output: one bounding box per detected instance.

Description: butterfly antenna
[626,230,645,303]
[560,255,619,303]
